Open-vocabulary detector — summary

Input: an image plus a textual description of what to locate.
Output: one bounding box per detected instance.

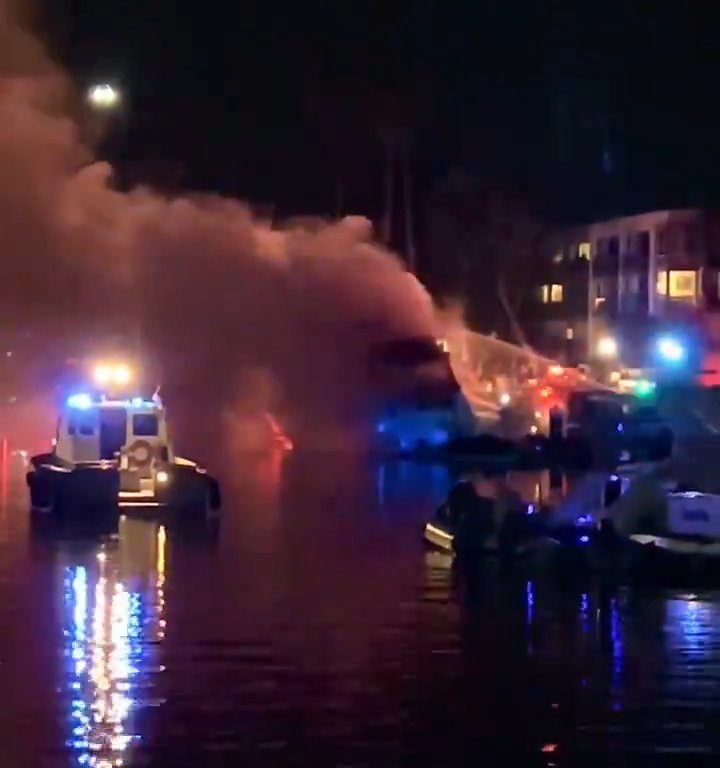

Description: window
[638,231,650,258]
[668,270,697,299]
[68,414,95,437]
[578,242,591,260]
[565,327,574,340]
[133,413,159,437]
[539,284,562,303]
[657,271,667,295]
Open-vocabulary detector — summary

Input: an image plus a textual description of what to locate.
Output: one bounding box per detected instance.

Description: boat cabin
[55,395,173,468]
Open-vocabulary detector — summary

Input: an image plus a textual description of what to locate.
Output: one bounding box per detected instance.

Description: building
[530,209,720,365]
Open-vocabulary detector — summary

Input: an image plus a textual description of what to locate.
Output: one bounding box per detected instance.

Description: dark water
[3,453,720,767]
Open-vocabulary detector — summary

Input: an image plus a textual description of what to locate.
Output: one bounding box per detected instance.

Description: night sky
[41,2,720,223]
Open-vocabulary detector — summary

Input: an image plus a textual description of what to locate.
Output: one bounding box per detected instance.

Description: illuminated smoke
[0,6,439,451]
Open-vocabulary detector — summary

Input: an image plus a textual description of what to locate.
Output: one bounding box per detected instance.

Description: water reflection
[9,457,720,764]
[665,594,718,655]
[374,460,449,509]
[62,518,167,766]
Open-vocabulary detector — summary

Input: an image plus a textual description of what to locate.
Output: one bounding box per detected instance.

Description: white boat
[27,392,221,517]
[558,455,720,570]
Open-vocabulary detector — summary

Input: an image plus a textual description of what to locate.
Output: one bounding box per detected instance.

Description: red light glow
[263,412,294,451]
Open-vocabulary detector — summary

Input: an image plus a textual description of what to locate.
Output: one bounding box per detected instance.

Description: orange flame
[263,412,294,451]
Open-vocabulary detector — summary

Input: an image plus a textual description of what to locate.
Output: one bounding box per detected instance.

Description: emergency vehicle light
[67,393,93,410]
[93,363,133,386]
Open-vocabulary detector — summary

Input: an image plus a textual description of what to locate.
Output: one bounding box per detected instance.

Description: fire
[263,412,294,451]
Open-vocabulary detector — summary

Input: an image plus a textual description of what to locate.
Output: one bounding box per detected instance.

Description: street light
[87,84,121,110]
[596,336,619,359]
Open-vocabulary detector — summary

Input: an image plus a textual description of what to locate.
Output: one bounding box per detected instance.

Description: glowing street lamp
[596,336,618,359]
[87,84,121,110]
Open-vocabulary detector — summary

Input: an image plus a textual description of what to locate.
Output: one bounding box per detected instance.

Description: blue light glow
[657,335,686,363]
[579,535,590,544]
[67,393,93,410]
[617,422,624,433]
[526,580,534,621]
[526,504,535,515]
[376,411,449,451]
[66,395,156,411]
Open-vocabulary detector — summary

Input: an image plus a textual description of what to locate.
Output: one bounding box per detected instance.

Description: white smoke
[0,4,440,452]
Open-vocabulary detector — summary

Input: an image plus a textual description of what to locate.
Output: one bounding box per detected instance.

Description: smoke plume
[0,5,439,452]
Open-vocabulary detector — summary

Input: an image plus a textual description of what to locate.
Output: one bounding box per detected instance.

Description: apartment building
[530,209,720,364]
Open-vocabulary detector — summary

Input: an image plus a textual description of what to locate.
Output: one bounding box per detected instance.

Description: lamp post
[87,84,121,111]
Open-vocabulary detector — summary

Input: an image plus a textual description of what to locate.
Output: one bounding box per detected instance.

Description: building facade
[530,209,720,365]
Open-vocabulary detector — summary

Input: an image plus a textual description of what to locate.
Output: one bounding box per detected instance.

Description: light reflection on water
[62,519,167,766]
[4,459,720,763]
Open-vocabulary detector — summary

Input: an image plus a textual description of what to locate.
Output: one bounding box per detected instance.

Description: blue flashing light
[67,393,93,410]
[657,335,686,364]
[610,474,619,482]
[579,535,590,544]
[430,429,449,446]
[617,422,624,433]
[126,398,155,409]
[375,416,447,450]
[578,515,589,525]
[526,504,536,515]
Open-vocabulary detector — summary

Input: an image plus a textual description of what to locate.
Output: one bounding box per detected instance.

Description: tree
[423,170,545,339]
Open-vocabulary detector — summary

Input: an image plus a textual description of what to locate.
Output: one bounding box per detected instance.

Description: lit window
[539,285,550,303]
[668,270,696,299]
[657,270,667,296]
[565,327,574,340]
[578,242,591,260]
[550,284,563,303]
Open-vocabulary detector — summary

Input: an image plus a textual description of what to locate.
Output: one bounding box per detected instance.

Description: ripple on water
[3,462,720,764]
